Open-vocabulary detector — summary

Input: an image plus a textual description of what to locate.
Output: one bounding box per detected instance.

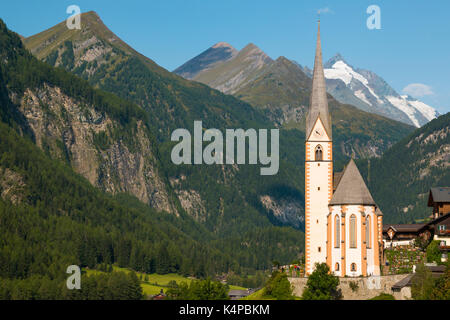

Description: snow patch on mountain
[354,90,371,106]
[324,61,383,104]
[386,96,421,127]
[404,96,439,122]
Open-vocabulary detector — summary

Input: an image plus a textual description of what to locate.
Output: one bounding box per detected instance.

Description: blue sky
[1,0,449,113]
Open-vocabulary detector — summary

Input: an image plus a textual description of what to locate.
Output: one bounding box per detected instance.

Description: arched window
[351,263,357,272]
[366,215,371,249]
[350,214,357,248]
[335,215,340,248]
[335,263,340,271]
[315,145,323,161]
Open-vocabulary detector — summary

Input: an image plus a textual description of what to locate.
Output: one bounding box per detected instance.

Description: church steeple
[306,19,332,140]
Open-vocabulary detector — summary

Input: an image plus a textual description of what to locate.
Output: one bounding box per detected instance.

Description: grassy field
[84,266,246,296]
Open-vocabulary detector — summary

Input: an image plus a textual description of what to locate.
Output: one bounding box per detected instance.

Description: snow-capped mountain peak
[322,54,439,127]
[324,60,384,105]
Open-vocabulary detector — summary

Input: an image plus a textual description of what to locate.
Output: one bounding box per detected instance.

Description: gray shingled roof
[333,172,344,191]
[329,159,376,206]
[429,187,450,204]
[392,274,414,289]
[306,21,332,140]
[375,207,383,216]
[383,224,425,233]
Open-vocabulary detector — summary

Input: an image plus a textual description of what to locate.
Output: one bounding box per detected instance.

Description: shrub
[263,271,295,300]
[349,281,359,292]
[301,263,342,300]
[426,240,442,264]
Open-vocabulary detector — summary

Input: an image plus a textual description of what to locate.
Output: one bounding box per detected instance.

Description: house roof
[228,290,250,296]
[428,187,450,206]
[391,274,414,290]
[306,20,332,140]
[427,265,446,273]
[423,212,450,228]
[383,224,426,233]
[383,213,450,235]
[329,159,376,206]
[392,266,446,289]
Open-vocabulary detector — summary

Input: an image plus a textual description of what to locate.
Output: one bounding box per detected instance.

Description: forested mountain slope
[0,17,305,289]
[25,12,301,230]
[358,112,450,224]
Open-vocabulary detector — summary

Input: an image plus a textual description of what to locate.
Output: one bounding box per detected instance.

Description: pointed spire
[306,20,332,140]
[329,159,376,206]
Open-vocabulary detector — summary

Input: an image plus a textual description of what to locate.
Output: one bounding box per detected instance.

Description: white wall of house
[383,239,414,248]
[434,235,450,246]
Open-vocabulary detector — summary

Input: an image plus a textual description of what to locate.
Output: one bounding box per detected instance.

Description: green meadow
[85,266,246,296]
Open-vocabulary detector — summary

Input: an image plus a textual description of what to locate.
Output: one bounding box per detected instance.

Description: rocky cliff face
[260,195,304,228]
[408,126,449,180]
[14,84,175,214]
[0,167,25,205]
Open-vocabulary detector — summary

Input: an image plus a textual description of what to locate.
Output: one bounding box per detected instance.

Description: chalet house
[383,212,450,255]
[383,187,450,250]
[429,212,450,258]
[383,224,429,248]
[428,187,450,219]
[427,187,450,261]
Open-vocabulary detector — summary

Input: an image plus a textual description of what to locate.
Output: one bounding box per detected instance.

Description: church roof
[375,207,383,216]
[329,159,376,206]
[306,20,332,140]
[333,171,344,192]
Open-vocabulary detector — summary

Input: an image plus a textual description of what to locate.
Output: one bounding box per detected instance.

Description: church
[304,21,383,277]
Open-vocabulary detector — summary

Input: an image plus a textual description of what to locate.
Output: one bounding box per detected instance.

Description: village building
[383,213,450,248]
[382,188,450,264]
[428,187,450,219]
[228,289,256,300]
[304,20,383,277]
[383,224,428,248]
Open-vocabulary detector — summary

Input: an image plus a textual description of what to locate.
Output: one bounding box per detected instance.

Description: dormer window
[315,145,323,161]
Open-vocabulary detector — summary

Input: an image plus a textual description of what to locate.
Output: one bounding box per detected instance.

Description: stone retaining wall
[289,274,412,300]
